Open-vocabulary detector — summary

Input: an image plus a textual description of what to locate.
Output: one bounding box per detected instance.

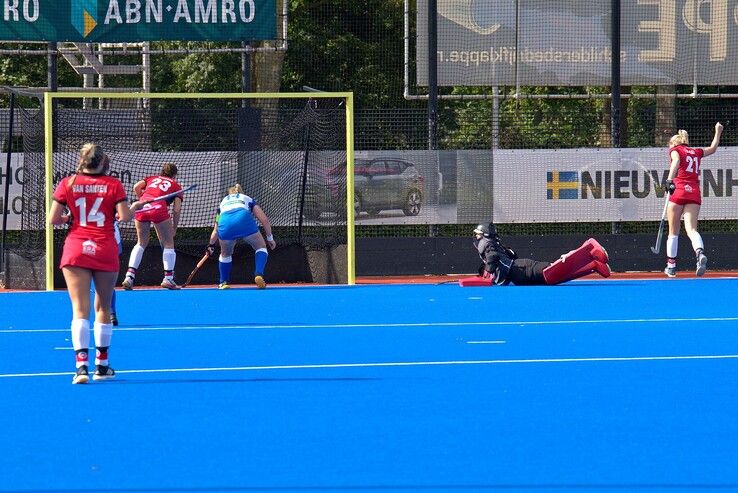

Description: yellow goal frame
[44,91,356,290]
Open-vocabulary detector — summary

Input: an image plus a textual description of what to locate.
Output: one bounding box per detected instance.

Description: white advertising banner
[418,0,738,86]
[493,147,738,222]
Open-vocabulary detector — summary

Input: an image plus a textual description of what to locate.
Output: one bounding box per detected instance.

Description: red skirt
[60,235,120,272]
[670,181,701,206]
[135,202,170,224]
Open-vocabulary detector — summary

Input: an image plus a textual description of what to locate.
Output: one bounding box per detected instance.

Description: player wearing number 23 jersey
[668,144,704,206]
[53,173,128,272]
[135,174,183,224]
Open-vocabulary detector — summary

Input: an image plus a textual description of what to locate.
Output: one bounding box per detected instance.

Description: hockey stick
[183,249,212,287]
[651,193,670,254]
[140,183,198,205]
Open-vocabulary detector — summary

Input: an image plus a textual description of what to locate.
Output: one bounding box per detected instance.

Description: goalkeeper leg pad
[583,238,609,263]
[542,243,600,285]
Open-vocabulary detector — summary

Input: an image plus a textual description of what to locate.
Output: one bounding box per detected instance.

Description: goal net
[8,91,355,290]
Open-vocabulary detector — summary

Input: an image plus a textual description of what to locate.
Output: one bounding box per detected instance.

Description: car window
[367,161,386,175]
[386,161,402,175]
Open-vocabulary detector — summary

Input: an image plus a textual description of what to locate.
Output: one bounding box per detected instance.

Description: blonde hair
[228,183,243,195]
[669,129,689,148]
[77,143,109,173]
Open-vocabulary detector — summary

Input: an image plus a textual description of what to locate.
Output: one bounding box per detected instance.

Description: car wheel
[402,189,422,216]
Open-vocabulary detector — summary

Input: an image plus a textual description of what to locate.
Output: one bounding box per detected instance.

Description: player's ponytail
[668,130,689,148]
[228,183,243,195]
[77,143,109,173]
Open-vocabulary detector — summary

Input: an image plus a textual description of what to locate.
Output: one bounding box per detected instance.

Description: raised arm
[702,122,724,157]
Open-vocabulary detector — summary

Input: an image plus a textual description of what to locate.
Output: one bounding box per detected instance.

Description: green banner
[0,0,276,42]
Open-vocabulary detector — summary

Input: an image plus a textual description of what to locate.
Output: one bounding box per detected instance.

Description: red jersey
[135,175,183,224]
[52,173,127,271]
[668,144,704,205]
[139,175,183,204]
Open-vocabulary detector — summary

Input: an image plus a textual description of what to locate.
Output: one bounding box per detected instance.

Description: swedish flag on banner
[547,171,579,199]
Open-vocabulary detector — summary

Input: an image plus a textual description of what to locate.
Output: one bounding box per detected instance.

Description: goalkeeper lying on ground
[460,223,611,287]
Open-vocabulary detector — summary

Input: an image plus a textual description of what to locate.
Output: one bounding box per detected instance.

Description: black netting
[4,94,349,289]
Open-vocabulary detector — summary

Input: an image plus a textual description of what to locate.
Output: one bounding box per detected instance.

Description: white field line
[2,354,738,379]
[4,316,738,334]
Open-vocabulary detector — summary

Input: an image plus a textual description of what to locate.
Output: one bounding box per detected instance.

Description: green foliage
[282,0,407,107]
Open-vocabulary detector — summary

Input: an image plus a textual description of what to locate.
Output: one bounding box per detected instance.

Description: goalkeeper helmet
[473,224,490,237]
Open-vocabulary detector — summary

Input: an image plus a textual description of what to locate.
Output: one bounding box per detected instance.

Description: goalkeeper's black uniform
[474,233,549,286]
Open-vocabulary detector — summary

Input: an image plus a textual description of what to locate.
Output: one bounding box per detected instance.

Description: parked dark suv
[354,158,424,217]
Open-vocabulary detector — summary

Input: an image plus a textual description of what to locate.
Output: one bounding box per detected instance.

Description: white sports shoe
[696,253,708,277]
[664,264,677,278]
[160,278,181,290]
[121,276,134,290]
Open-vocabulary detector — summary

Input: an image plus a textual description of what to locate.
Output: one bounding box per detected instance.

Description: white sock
[163,248,176,273]
[94,322,113,366]
[71,319,90,368]
[71,319,90,351]
[666,234,679,259]
[127,244,145,274]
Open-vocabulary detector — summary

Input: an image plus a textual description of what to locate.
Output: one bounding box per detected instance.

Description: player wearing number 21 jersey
[53,173,128,272]
[668,144,704,206]
[663,122,723,278]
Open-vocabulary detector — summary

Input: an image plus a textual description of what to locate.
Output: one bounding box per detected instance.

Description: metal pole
[611,0,621,148]
[1,91,16,280]
[611,0,622,235]
[241,41,252,96]
[427,0,438,150]
[427,0,439,237]
[47,42,58,92]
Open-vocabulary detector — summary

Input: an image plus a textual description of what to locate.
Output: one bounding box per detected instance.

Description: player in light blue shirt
[206,184,276,289]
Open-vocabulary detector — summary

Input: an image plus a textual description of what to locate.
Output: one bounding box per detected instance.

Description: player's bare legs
[63,266,93,384]
[153,219,179,289]
[244,232,268,289]
[682,203,706,276]
[664,202,684,277]
[122,220,152,289]
[90,270,118,380]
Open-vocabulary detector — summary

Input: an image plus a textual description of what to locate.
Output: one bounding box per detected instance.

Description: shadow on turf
[107,377,383,385]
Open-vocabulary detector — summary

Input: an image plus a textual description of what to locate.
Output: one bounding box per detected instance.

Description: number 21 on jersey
[685,155,700,174]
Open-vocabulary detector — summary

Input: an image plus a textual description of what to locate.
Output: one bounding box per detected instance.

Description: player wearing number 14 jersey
[122,163,184,290]
[54,170,128,272]
[50,143,143,384]
[663,122,723,278]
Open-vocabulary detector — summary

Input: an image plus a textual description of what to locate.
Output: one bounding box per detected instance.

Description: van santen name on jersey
[547,169,738,199]
[73,184,109,193]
